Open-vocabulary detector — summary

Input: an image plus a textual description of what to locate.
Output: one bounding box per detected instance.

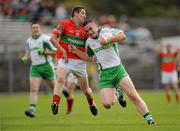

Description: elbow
[118,32,126,42]
[121,33,127,41]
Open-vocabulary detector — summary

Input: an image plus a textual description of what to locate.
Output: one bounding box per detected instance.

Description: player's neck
[71,17,82,27]
[32,34,41,39]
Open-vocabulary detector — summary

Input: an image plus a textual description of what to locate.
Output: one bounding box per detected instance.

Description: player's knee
[30,87,38,93]
[57,77,65,84]
[103,104,111,109]
[102,100,113,109]
[84,92,91,98]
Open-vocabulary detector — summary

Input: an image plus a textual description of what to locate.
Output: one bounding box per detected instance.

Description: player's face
[166,44,171,50]
[75,9,86,24]
[31,24,41,36]
[84,22,98,39]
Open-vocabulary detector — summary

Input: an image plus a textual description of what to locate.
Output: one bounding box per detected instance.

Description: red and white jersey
[160,52,177,72]
[52,18,88,60]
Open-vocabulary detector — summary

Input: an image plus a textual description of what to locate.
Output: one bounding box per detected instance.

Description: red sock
[53,95,60,104]
[175,94,179,103]
[87,98,93,105]
[166,95,171,103]
[67,98,74,112]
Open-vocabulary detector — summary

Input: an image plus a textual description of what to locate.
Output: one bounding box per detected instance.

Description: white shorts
[161,71,178,84]
[58,58,87,77]
[67,73,78,85]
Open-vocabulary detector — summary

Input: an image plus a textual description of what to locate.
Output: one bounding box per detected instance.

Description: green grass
[1,91,180,131]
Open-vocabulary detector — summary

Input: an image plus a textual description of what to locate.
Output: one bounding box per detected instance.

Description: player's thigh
[30,77,42,91]
[161,72,170,84]
[119,76,139,97]
[45,79,55,89]
[100,88,115,104]
[170,71,178,84]
[56,67,69,82]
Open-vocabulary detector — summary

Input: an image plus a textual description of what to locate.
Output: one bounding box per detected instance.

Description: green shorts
[99,65,128,89]
[30,63,55,80]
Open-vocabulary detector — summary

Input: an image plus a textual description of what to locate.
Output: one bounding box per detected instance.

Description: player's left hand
[38,48,45,55]
[20,56,28,64]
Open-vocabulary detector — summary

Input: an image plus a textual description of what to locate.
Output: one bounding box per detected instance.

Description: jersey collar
[71,17,80,28]
[32,34,41,40]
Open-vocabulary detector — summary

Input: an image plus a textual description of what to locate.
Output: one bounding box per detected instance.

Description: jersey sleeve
[86,45,94,57]
[52,21,65,37]
[43,35,57,51]
[110,28,123,36]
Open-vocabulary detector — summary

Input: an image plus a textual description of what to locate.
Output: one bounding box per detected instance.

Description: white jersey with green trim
[86,27,122,70]
[26,34,56,66]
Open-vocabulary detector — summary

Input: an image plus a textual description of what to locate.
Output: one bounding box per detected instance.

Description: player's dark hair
[31,21,40,27]
[71,6,85,17]
[83,19,94,27]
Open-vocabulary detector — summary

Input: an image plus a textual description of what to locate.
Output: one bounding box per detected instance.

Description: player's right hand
[68,45,77,54]
[21,56,28,64]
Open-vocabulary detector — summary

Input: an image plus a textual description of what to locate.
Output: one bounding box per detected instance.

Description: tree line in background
[56,0,180,18]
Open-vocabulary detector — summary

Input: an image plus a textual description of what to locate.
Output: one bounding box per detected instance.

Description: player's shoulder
[58,19,72,25]
[101,27,111,32]
[26,37,32,43]
[86,38,94,46]
[41,34,50,39]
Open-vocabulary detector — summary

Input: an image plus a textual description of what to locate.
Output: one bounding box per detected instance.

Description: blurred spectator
[55,2,68,21]
[125,26,136,46]
[17,7,27,22]
[27,0,40,21]
[107,15,117,28]
[134,25,153,50]
[0,5,4,17]
[35,0,55,25]
[118,15,136,45]
[118,15,129,32]
[98,15,109,27]
[135,25,152,41]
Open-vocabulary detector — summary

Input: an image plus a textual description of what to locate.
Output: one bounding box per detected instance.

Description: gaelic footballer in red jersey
[50,6,98,116]
[156,44,180,103]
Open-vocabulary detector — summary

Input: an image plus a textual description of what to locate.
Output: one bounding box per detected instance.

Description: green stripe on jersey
[60,34,86,47]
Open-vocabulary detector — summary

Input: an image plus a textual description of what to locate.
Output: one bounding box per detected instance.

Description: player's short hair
[83,19,95,27]
[71,6,85,17]
[31,21,40,27]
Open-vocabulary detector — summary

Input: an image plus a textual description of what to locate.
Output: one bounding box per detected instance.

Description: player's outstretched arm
[50,34,68,63]
[21,50,30,64]
[99,32,126,45]
[68,45,94,62]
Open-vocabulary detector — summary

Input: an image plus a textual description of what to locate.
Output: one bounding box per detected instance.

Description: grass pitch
[1,91,180,131]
